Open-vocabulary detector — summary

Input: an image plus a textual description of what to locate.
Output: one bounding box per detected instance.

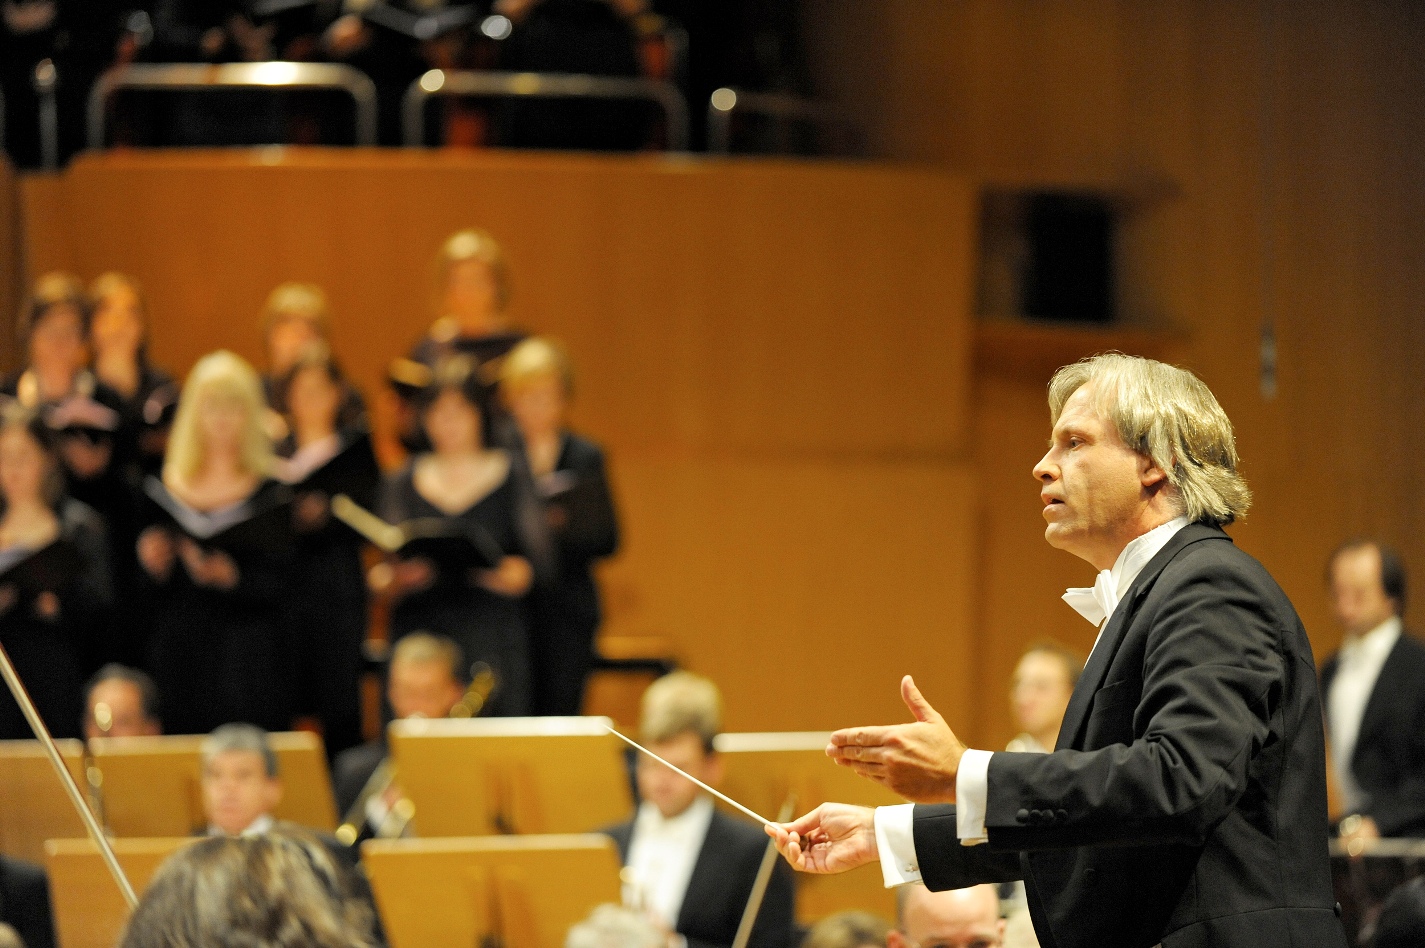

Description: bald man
[888,884,1004,948]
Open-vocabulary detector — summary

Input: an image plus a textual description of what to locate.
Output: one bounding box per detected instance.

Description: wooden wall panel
[603,459,977,733]
[20,152,974,461]
[804,0,1425,743]
[18,151,979,737]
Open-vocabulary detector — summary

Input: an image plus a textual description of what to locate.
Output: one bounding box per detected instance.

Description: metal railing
[402,69,688,151]
[706,87,852,156]
[87,62,379,150]
[33,60,59,169]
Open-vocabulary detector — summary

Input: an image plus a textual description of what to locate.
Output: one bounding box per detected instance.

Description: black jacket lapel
[1055,522,1230,750]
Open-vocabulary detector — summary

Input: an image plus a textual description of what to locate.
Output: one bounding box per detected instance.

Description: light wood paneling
[805,0,1425,746]
[18,151,979,738]
[20,151,974,462]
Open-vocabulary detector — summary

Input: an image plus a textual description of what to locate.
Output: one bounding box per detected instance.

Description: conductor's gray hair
[1049,353,1252,527]
[565,904,664,948]
[201,723,279,779]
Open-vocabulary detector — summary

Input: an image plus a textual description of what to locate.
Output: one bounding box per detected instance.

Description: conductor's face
[637,732,722,820]
[202,750,282,837]
[1033,382,1168,571]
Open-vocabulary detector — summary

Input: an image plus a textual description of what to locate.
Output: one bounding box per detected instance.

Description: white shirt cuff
[873,804,922,887]
[956,749,993,843]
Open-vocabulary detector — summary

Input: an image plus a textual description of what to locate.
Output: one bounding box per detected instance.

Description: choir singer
[768,354,1347,948]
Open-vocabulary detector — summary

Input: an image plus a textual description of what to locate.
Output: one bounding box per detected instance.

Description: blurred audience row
[0,0,807,164]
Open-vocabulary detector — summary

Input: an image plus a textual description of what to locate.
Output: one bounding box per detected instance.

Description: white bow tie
[1063,569,1118,627]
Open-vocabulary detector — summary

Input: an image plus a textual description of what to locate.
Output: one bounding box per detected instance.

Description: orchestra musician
[332,632,469,844]
[136,352,295,735]
[272,344,381,757]
[0,406,112,740]
[82,664,162,739]
[500,338,620,716]
[604,672,795,948]
[377,356,549,717]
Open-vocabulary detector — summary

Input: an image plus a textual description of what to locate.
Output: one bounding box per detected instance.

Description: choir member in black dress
[4,274,129,535]
[0,406,111,740]
[390,230,526,454]
[377,357,550,717]
[500,339,620,716]
[88,273,180,667]
[89,273,180,477]
[272,344,381,758]
[260,283,366,433]
[136,351,295,735]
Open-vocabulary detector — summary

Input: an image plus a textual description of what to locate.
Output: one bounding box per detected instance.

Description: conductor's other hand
[828,675,965,803]
[765,803,877,874]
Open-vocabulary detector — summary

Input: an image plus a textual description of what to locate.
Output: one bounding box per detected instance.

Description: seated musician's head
[636,672,723,820]
[120,827,378,948]
[802,910,892,948]
[83,664,161,740]
[565,904,664,948]
[389,632,467,720]
[889,884,1005,948]
[262,282,331,378]
[201,723,282,837]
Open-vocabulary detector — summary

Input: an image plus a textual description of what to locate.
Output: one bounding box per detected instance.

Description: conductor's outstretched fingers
[767,803,878,875]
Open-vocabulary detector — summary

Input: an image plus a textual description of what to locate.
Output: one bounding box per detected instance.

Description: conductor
[768,354,1346,948]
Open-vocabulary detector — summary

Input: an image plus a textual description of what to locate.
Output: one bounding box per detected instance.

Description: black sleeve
[506,450,555,587]
[62,502,114,621]
[553,439,620,563]
[912,805,1024,892]
[744,859,796,948]
[982,559,1283,852]
[0,856,55,948]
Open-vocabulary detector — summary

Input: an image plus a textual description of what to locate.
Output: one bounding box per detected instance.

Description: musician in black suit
[1320,540,1425,842]
[332,632,467,837]
[770,354,1345,948]
[0,855,55,948]
[501,339,620,716]
[603,672,794,948]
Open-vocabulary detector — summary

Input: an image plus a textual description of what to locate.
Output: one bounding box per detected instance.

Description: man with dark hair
[83,664,161,739]
[1321,540,1425,842]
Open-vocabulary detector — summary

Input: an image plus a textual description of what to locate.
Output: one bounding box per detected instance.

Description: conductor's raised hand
[765,803,877,874]
[828,675,965,803]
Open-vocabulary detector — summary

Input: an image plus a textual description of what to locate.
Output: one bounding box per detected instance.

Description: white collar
[209,813,275,838]
[1063,516,1192,627]
[1342,616,1402,664]
[633,794,715,837]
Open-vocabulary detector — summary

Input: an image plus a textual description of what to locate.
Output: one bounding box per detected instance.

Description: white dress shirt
[622,796,715,928]
[874,516,1191,887]
[1327,616,1401,813]
[208,813,275,838]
